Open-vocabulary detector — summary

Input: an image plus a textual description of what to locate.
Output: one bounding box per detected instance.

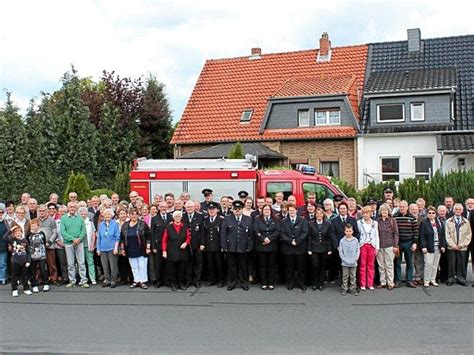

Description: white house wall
[357,135,441,189]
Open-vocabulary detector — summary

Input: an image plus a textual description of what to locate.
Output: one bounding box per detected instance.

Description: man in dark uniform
[183,200,205,288]
[202,202,225,287]
[238,190,249,203]
[220,200,253,291]
[200,188,222,214]
[330,201,359,283]
[378,186,395,208]
[150,201,172,287]
[332,194,344,216]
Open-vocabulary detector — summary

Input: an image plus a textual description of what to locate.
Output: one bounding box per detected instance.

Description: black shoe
[318,285,324,291]
[227,285,235,291]
[194,281,201,288]
[110,282,117,289]
[242,285,249,291]
[300,285,307,291]
[171,285,177,292]
[206,281,216,287]
[102,282,110,288]
[217,282,225,288]
[446,281,454,286]
[457,281,468,287]
[179,285,187,291]
[312,285,317,291]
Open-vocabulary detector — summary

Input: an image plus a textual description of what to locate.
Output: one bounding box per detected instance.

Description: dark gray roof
[364,34,474,131]
[365,68,456,94]
[367,123,453,134]
[179,142,286,159]
[436,132,474,152]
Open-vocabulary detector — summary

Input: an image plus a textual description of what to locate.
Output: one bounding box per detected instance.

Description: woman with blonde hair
[376,204,398,290]
[357,206,379,290]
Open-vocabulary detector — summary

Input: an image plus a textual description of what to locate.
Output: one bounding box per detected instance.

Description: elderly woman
[97,209,121,288]
[13,206,30,237]
[121,208,151,289]
[307,207,333,291]
[376,204,398,290]
[142,204,151,227]
[116,207,131,285]
[79,207,97,285]
[162,210,191,291]
[357,206,379,290]
[323,198,337,221]
[419,206,446,287]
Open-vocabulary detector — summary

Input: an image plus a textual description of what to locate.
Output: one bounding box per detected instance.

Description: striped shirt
[393,211,418,243]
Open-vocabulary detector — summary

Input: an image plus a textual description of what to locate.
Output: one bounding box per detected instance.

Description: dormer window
[377,104,405,123]
[315,109,341,125]
[410,102,425,121]
[240,110,253,123]
[298,109,310,127]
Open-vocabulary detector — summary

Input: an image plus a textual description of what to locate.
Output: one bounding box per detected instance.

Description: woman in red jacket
[162,211,191,291]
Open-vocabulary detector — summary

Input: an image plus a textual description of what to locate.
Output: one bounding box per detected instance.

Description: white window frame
[240,110,253,123]
[380,156,400,182]
[298,109,310,127]
[413,156,433,180]
[314,109,341,126]
[376,103,405,123]
[410,102,425,122]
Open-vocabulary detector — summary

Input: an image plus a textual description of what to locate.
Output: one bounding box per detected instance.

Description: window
[410,102,425,121]
[377,104,405,122]
[320,161,340,177]
[381,157,400,181]
[240,110,253,123]
[266,182,293,201]
[315,109,341,125]
[298,109,310,127]
[303,182,335,202]
[414,157,432,180]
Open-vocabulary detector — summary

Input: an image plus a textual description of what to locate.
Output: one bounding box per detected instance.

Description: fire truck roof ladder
[134,156,257,171]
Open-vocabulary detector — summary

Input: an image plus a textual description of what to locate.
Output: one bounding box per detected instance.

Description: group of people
[1,188,473,297]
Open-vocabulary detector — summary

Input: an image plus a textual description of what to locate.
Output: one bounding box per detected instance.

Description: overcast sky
[1,0,473,121]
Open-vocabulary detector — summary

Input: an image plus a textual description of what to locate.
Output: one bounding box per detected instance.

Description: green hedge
[332,169,474,205]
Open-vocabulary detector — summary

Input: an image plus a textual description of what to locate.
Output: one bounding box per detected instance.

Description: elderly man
[150,202,172,288]
[445,203,472,286]
[27,198,38,220]
[436,205,449,283]
[60,202,89,288]
[393,200,418,288]
[183,200,205,288]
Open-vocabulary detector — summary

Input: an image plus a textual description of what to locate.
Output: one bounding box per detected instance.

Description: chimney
[407,28,422,53]
[319,32,331,56]
[249,47,261,60]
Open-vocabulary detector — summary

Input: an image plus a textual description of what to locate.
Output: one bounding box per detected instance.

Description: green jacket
[60,214,86,245]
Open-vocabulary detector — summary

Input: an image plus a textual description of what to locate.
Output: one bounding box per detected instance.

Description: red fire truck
[130,157,344,206]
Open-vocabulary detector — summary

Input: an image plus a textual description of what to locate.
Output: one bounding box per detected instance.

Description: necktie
[342,217,345,223]
[210,217,214,223]
[266,217,270,223]
[162,214,166,220]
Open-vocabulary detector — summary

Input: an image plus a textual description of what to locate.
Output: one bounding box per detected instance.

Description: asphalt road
[0,277,473,354]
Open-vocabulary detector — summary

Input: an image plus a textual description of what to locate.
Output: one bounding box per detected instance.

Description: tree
[228,142,244,159]
[63,171,91,202]
[0,92,28,200]
[136,75,174,158]
[113,161,131,200]
[55,67,99,182]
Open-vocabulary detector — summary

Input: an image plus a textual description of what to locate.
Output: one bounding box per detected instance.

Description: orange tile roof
[171,44,368,144]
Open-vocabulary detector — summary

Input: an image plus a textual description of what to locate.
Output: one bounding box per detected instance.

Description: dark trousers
[258,251,277,285]
[285,254,306,288]
[167,261,186,287]
[118,255,131,284]
[227,252,249,287]
[438,251,449,282]
[447,250,468,283]
[186,249,203,284]
[55,248,69,282]
[206,251,223,283]
[310,252,328,286]
[11,263,29,291]
[30,259,49,286]
[328,251,340,281]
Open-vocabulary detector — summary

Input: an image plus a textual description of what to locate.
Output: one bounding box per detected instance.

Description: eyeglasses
[48,207,56,210]
[427,211,436,215]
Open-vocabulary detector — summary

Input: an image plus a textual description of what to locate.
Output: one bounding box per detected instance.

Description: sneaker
[12,290,19,297]
[350,289,359,296]
[91,280,97,285]
[43,285,50,292]
[423,281,430,288]
[32,286,40,293]
[24,290,32,296]
[369,287,375,291]
[360,287,366,291]
[65,282,76,288]
[430,281,439,287]
[341,289,347,296]
[82,282,90,288]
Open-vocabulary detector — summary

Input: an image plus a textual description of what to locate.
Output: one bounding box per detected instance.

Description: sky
[1,0,473,122]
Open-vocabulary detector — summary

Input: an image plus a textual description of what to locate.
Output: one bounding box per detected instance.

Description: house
[357,29,474,188]
[171,33,368,186]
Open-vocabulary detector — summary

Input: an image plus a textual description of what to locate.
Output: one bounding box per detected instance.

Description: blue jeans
[395,241,414,282]
[0,251,8,282]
